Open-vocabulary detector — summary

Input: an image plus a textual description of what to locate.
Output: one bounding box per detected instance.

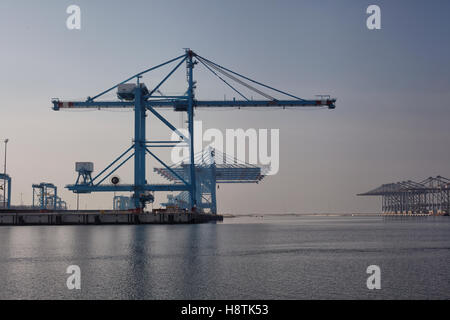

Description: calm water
[0,215,449,299]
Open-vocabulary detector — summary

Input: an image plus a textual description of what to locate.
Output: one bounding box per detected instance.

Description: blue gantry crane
[0,173,11,209]
[32,182,67,210]
[52,49,336,212]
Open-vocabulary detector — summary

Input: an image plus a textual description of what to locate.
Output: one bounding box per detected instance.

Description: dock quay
[0,209,223,226]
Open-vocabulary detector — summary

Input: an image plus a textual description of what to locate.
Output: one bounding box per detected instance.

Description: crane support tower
[0,173,11,209]
[52,49,336,212]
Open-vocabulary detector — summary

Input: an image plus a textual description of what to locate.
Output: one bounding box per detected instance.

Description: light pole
[3,139,8,208]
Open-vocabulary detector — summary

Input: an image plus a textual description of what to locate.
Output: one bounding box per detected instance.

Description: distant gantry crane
[32,182,67,210]
[52,49,336,212]
[358,176,450,215]
[0,173,11,209]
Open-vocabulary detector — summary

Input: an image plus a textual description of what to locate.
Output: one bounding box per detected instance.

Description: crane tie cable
[198,57,276,101]
[197,55,306,101]
[197,58,250,101]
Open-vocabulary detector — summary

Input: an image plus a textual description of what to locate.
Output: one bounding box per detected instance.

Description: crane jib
[52,99,336,110]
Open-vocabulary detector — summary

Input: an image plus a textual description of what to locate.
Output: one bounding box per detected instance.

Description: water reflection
[0,217,449,299]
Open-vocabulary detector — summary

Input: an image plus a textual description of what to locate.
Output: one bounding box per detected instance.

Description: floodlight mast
[51,49,336,212]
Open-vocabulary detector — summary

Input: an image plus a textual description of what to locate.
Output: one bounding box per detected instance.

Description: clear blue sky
[0,0,449,213]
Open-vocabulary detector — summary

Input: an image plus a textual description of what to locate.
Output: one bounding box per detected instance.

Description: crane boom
[52,98,336,110]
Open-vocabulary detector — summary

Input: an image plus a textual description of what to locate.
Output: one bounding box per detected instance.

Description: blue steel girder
[32,183,57,210]
[52,98,336,110]
[0,173,11,209]
[67,184,189,193]
[187,50,197,210]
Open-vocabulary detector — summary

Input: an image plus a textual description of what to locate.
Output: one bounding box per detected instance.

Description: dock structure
[0,209,222,226]
[358,176,450,215]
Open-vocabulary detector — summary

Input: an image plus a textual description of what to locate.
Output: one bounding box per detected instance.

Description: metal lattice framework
[358,176,450,215]
[32,182,67,210]
[52,49,336,212]
[155,147,267,214]
[0,173,11,209]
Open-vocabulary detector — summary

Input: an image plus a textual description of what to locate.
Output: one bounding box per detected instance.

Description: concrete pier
[0,209,223,226]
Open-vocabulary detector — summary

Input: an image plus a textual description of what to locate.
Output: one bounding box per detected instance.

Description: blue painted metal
[91,145,134,182]
[52,49,335,213]
[146,106,189,141]
[52,98,336,110]
[194,99,336,108]
[0,173,11,209]
[144,56,187,99]
[186,49,197,209]
[87,54,186,102]
[67,184,189,193]
[94,152,135,187]
[75,168,93,187]
[32,183,58,210]
[145,147,189,186]
[133,82,146,209]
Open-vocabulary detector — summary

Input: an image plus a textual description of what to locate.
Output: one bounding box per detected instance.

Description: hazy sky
[0,0,449,213]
